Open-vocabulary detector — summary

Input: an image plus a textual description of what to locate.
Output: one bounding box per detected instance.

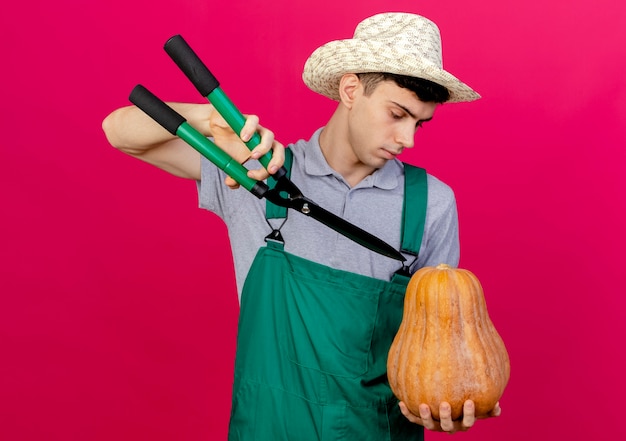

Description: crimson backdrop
[1,0,625,440]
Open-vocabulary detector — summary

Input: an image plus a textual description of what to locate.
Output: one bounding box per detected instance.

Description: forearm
[102,102,214,155]
[102,101,282,182]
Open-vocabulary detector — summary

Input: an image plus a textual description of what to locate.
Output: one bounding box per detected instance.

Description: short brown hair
[357,72,450,103]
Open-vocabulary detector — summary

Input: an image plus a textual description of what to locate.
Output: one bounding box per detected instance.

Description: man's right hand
[209,111,285,189]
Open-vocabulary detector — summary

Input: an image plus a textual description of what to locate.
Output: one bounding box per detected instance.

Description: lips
[381,148,402,160]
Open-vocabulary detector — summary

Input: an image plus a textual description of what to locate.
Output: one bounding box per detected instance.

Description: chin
[370,158,390,170]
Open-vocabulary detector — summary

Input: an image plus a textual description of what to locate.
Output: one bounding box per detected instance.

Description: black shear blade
[296,200,406,262]
[265,176,405,262]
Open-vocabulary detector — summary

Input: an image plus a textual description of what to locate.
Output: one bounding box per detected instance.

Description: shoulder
[425,173,456,205]
[285,128,324,157]
[402,162,456,206]
[423,173,458,226]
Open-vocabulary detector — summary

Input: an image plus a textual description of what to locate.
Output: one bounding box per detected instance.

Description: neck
[319,108,377,187]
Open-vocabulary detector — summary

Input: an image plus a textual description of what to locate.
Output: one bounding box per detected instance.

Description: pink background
[1,0,625,440]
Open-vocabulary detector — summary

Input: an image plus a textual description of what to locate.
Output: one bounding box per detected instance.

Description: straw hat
[302,12,480,103]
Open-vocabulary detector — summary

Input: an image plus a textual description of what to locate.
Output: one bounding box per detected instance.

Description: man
[103,12,500,440]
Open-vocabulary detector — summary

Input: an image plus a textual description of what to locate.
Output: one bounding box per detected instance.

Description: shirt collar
[303,128,403,190]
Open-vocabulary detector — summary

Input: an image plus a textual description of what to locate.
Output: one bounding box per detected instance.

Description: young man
[103,12,500,440]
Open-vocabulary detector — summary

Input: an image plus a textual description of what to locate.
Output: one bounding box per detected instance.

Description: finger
[266,141,285,175]
[398,402,421,424]
[247,168,271,182]
[250,126,275,160]
[461,400,476,430]
[224,176,240,190]
[418,404,437,431]
[490,402,502,418]
[240,114,260,143]
[438,402,455,433]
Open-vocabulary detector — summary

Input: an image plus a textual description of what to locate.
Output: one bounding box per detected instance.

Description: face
[345,79,437,170]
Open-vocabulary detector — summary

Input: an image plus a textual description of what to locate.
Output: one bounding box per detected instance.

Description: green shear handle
[128,38,406,262]
[129,84,268,197]
[164,34,286,181]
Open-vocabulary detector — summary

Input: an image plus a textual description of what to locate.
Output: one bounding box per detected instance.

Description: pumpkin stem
[436,263,451,270]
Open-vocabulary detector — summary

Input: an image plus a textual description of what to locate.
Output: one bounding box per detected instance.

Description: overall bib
[228,151,427,440]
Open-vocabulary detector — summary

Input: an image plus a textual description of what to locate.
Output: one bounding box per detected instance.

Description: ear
[338,74,361,108]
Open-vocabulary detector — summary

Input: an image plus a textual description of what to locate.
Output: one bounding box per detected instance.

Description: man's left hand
[399,400,501,434]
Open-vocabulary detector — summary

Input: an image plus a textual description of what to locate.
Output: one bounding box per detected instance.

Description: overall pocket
[282,269,380,378]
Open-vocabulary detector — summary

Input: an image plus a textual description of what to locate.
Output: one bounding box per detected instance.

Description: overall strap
[265,154,428,258]
[400,163,428,256]
[265,148,293,219]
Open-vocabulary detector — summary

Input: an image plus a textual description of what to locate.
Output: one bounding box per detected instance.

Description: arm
[102,102,283,182]
[102,102,211,179]
[415,178,460,269]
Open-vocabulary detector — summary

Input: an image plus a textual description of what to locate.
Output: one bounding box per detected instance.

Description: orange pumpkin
[387,263,510,420]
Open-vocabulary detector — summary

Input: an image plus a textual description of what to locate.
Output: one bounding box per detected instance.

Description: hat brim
[303,39,480,103]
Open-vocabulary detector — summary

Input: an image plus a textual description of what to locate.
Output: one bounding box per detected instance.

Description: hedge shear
[128,35,405,262]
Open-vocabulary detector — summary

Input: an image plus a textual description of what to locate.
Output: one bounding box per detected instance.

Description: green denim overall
[228,151,427,440]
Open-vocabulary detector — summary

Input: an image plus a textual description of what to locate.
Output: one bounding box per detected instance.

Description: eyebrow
[391,101,434,123]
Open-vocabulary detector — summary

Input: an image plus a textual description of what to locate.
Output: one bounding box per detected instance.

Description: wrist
[184,103,214,136]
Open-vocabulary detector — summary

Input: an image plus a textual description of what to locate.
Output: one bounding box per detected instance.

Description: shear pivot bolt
[301,203,311,214]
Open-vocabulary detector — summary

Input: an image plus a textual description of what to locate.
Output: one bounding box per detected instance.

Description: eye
[391,112,403,120]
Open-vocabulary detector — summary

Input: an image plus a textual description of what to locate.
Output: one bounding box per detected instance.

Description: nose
[395,125,415,149]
